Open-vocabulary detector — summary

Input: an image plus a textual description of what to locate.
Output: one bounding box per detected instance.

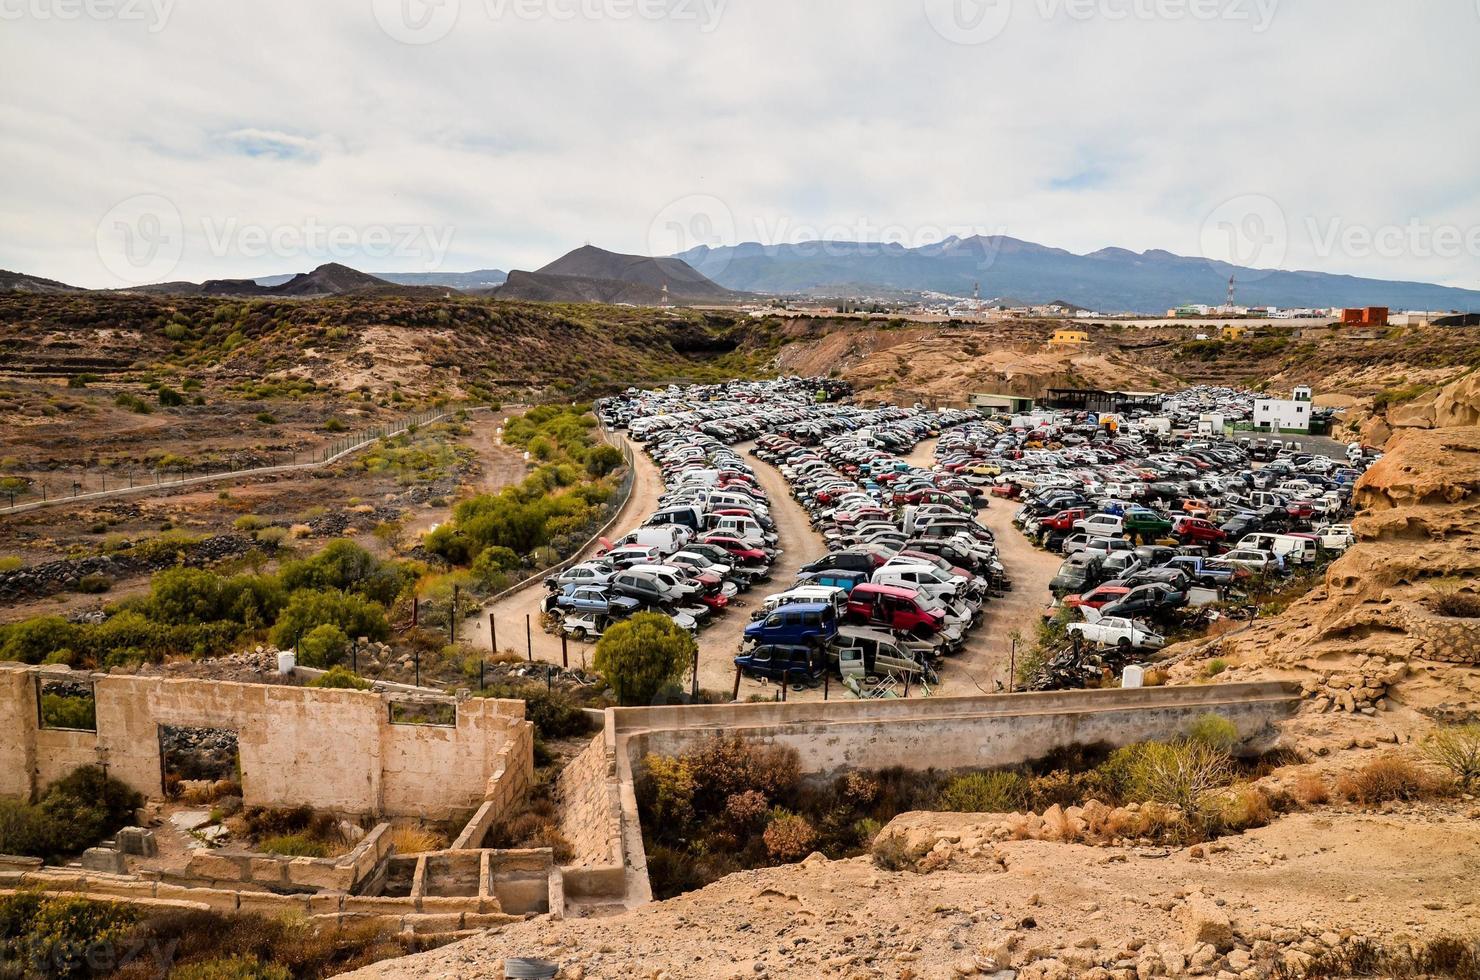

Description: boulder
[1180,895,1235,952]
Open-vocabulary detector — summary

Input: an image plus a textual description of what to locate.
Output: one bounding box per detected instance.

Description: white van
[621,525,692,555]
[759,585,848,619]
[710,515,774,549]
[1238,533,1315,566]
[871,564,970,609]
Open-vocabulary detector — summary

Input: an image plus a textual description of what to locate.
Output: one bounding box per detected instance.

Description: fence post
[732,665,742,702]
[525,615,532,662]
[489,614,497,653]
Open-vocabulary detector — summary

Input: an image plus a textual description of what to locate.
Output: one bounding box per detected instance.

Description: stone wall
[554,734,623,869]
[0,663,533,821]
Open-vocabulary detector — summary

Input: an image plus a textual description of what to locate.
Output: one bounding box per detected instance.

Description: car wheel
[571,627,587,641]
[1117,637,1131,650]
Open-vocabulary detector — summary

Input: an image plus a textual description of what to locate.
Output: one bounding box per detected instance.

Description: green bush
[593,612,695,706]
[76,572,113,594]
[158,386,185,407]
[308,665,372,690]
[260,833,330,858]
[297,623,349,668]
[323,417,347,433]
[935,770,1029,813]
[1421,724,1480,789]
[114,392,152,414]
[0,892,138,979]
[0,766,143,861]
[269,589,389,650]
[41,692,96,730]
[1186,713,1240,753]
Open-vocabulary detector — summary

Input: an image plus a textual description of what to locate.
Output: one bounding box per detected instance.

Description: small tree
[593,613,694,706]
[297,624,349,668]
[1422,723,1480,789]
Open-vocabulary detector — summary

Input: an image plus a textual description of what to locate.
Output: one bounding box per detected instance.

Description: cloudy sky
[3,0,1478,288]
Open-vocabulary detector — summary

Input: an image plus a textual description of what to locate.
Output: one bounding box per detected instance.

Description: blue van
[734,645,827,685]
[742,602,839,649]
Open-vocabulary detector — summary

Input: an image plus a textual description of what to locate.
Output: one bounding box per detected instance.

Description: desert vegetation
[0,540,413,669]
[0,766,141,862]
[635,718,1327,899]
[0,891,438,980]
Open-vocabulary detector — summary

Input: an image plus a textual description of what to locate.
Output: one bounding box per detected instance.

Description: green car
[1123,509,1174,538]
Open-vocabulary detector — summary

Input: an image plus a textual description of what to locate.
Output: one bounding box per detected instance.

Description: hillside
[677,237,1480,312]
[0,270,82,293]
[0,291,771,401]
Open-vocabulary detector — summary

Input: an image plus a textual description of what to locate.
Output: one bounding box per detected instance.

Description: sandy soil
[352,803,1480,979]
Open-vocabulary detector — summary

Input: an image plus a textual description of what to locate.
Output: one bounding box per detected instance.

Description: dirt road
[902,439,1060,696]
[465,432,665,668]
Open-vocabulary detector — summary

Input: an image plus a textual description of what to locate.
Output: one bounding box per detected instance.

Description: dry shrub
[724,790,769,827]
[1278,933,1480,980]
[1044,805,1075,841]
[688,735,801,811]
[1142,668,1169,687]
[1214,785,1273,832]
[871,832,926,872]
[843,770,880,805]
[1422,723,1480,789]
[390,824,446,855]
[519,823,575,864]
[762,811,817,862]
[637,755,696,827]
[182,779,242,806]
[1335,755,1440,804]
[1292,771,1330,806]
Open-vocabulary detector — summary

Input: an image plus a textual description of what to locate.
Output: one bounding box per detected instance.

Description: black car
[1100,583,1188,618]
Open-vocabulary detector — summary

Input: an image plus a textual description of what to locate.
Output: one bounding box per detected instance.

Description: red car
[1172,516,1226,546]
[700,534,768,564]
[1041,508,1089,532]
[1063,584,1130,610]
[844,584,946,637]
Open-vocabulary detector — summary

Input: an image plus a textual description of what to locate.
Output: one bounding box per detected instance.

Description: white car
[1314,524,1356,551]
[1067,615,1165,651]
[1073,513,1125,538]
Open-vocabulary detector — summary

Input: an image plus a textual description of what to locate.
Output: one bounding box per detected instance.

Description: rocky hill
[0,269,81,293]
[494,245,742,305]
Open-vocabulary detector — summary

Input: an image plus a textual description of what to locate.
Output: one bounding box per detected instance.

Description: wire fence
[0,408,457,516]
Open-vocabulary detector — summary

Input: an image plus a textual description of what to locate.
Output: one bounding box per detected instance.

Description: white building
[1253,386,1313,433]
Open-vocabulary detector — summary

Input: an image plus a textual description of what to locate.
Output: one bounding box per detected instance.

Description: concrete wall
[0,663,533,822]
[614,682,1297,775]
[599,682,1299,909]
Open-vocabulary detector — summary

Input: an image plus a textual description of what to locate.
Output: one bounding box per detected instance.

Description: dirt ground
[351,799,1480,980]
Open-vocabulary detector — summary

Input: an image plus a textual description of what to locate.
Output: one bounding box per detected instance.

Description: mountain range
[675,237,1480,313]
[7,233,1480,313]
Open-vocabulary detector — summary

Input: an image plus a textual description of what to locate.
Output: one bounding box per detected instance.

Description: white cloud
[0,0,1477,288]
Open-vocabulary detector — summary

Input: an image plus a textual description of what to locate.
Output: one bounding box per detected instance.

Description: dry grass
[390,824,447,855]
[1292,772,1331,806]
[1335,755,1444,805]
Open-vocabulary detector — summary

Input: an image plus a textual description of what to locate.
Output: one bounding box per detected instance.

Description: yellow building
[1220,325,1249,340]
[1049,329,1089,346]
